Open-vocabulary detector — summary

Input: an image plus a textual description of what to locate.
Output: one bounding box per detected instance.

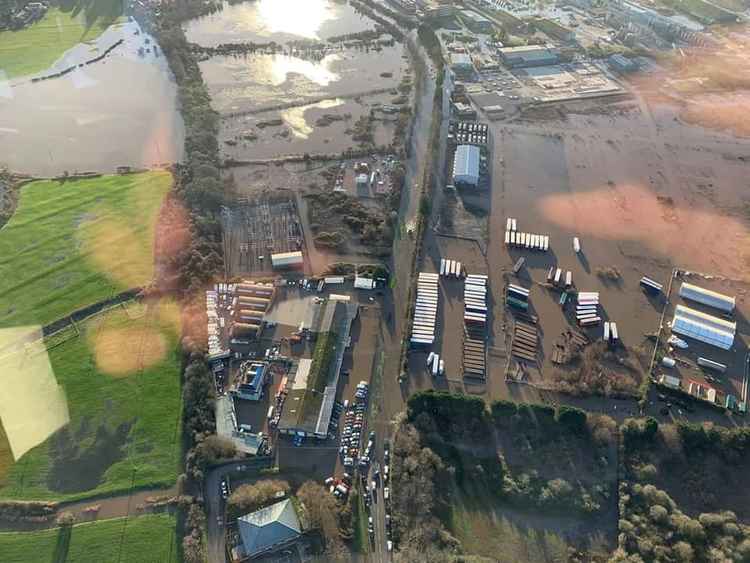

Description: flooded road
[0,21,183,176]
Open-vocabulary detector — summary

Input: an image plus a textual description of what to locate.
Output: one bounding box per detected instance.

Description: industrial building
[608,54,639,73]
[461,10,494,33]
[452,144,480,187]
[671,305,735,350]
[498,45,560,68]
[233,499,302,561]
[678,282,735,313]
[270,251,303,270]
[450,53,475,79]
[451,101,477,120]
[233,362,268,401]
[276,299,359,438]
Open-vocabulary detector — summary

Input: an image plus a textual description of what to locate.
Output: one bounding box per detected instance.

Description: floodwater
[185,0,406,157]
[200,48,405,114]
[0,20,183,176]
[184,0,374,45]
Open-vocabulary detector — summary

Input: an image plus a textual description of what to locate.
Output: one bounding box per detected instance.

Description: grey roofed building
[237,498,302,559]
[453,144,480,187]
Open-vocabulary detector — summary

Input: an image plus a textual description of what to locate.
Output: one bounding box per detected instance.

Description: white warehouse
[452,144,480,187]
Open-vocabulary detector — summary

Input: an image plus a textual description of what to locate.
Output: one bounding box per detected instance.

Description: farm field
[0,171,172,329]
[0,7,113,79]
[0,513,179,563]
[0,300,181,502]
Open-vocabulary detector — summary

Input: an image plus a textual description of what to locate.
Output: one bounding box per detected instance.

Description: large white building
[452,144,480,187]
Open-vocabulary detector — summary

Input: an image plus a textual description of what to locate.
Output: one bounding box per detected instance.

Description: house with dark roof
[234,498,302,560]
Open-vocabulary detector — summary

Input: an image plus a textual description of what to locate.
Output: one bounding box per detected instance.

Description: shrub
[557,405,588,434]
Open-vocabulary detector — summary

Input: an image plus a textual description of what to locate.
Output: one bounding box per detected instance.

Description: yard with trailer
[0,512,179,563]
[0,171,172,329]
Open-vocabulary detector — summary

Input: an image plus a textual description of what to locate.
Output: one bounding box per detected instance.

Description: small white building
[270,251,303,270]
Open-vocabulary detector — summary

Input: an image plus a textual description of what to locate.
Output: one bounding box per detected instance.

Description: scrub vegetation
[0,171,172,329]
[390,391,617,561]
[0,513,179,563]
[0,301,181,502]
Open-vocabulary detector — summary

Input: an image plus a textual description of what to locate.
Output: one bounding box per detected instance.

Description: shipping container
[505,230,510,245]
[554,268,562,285]
[697,357,727,373]
[638,276,662,294]
[565,271,572,288]
[440,259,447,276]
[427,352,436,367]
[603,322,610,341]
[543,236,549,251]
[579,316,601,327]
[506,217,513,231]
[610,322,619,342]
[573,237,581,253]
[510,231,517,245]
[511,218,517,231]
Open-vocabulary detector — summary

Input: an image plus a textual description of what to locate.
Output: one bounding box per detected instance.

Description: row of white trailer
[576,292,601,327]
[411,272,440,346]
[439,258,464,278]
[602,321,619,345]
[206,289,226,357]
[505,231,550,252]
[547,267,572,288]
[464,274,488,326]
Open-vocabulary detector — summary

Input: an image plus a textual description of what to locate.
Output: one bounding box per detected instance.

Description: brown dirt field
[91,326,168,377]
[680,93,750,139]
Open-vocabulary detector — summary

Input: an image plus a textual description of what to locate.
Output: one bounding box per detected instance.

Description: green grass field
[0,301,181,502]
[0,171,171,329]
[0,8,113,79]
[0,513,179,563]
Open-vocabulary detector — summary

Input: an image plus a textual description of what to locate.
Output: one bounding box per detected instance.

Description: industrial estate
[1,0,750,562]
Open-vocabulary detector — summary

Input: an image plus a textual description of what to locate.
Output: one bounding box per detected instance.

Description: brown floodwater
[0,21,183,176]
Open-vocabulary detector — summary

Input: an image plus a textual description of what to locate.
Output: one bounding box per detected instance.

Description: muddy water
[0,21,183,176]
[200,47,405,114]
[184,0,374,45]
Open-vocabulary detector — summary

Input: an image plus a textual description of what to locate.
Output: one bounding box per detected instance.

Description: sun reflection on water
[255,0,336,40]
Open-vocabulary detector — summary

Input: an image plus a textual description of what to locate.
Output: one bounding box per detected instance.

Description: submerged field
[0,513,179,563]
[0,8,113,79]
[0,171,171,329]
[0,300,181,501]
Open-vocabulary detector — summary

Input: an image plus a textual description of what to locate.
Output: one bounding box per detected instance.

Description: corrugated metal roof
[671,316,734,350]
[679,282,735,313]
[674,305,736,334]
[453,144,480,185]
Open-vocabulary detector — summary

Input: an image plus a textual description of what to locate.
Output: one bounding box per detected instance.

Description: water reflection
[264,53,340,87]
[255,0,336,40]
[281,98,343,138]
[184,0,371,46]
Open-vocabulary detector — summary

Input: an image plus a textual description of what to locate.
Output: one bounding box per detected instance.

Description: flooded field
[185,0,408,159]
[0,21,183,176]
[184,0,374,45]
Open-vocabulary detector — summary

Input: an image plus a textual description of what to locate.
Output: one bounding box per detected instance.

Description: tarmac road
[205,457,274,563]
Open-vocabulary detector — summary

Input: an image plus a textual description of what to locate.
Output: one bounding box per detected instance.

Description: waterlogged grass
[0,302,181,502]
[446,489,570,562]
[0,8,112,79]
[0,171,171,329]
[0,513,179,563]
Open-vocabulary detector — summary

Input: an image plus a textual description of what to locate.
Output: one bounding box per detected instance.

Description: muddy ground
[414,94,750,420]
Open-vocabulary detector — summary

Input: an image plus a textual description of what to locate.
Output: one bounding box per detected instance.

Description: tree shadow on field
[58,0,123,32]
[52,524,72,563]
[46,419,134,494]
